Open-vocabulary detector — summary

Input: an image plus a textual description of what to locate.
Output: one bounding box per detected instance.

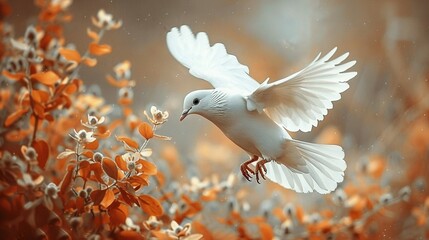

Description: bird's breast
[205,93,287,158]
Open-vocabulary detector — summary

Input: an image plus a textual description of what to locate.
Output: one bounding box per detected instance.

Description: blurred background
[5,0,429,236]
[9,0,429,193]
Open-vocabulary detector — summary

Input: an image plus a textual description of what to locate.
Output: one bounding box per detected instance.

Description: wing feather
[167,25,259,94]
[264,139,345,193]
[247,47,357,132]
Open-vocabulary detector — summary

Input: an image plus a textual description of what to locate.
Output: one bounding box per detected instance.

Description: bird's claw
[240,156,258,182]
[255,159,269,184]
[240,156,269,184]
[240,162,256,182]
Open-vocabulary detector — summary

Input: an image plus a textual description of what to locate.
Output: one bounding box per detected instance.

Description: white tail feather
[265,140,346,194]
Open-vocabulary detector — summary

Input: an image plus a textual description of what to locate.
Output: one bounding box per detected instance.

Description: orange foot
[240,155,258,181]
[255,159,270,184]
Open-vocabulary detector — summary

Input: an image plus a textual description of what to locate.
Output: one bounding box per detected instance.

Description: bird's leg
[255,159,270,184]
[240,155,258,182]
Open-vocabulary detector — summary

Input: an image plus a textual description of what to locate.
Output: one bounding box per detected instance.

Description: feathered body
[199,89,288,158]
[168,25,356,194]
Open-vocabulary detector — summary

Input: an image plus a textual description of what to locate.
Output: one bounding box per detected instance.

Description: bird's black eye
[193,98,200,105]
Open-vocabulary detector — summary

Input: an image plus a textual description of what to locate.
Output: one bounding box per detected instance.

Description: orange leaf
[258,222,274,240]
[94,128,111,139]
[61,94,72,109]
[116,136,139,150]
[57,149,75,160]
[89,43,112,56]
[93,210,110,227]
[63,83,78,95]
[5,129,31,142]
[138,195,163,216]
[35,204,52,227]
[102,157,118,180]
[106,75,131,88]
[59,48,81,62]
[119,97,132,105]
[20,92,30,108]
[90,162,106,184]
[296,205,305,223]
[128,174,149,187]
[151,231,171,240]
[91,189,106,205]
[116,230,144,240]
[0,89,11,110]
[65,79,82,94]
[347,195,367,220]
[123,107,133,118]
[137,160,157,175]
[82,150,94,159]
[117,184,139,207]
[115,155,128,171]
[154,134,172,141]
[201,189,217,201]
[4,108,28,127]
[61,13,73,22]
[45,113,54,122]
[101,189,115,208]
[76,197,85,213]
[109,119,123,132]
[31,71,59,86]
[31,89,50,103]
[192,221,214,240]
[84,139,99,150]
[155,171,165,187]
[87,28,99,42]
[33,102,45,119]
[2,70,25,81]
[82,57,97,67]
[182,195,202,213]
[60,165,75,194]
[78,160,91,179]
[138,122,153,140]
[32,139,49,169]
[117,201,129,215]
[108,206,126,227]
[184,234,203,240]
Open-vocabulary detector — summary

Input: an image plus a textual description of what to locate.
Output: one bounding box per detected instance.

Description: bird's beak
[179,107,192,121]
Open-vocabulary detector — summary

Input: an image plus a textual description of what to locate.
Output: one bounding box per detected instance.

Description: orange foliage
[31,71,59,86]
[59,48,81,62]
[138,122,154,140]
[89,42,112,56]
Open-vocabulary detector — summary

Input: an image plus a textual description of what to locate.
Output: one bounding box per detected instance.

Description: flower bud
[79,131,87,139]
[79,189,88,198]
[69,217,83,229]
[45,183,59,199]
[399,186,411,201]
[379,193,393,205]
[127,161,136,170]
[25,147,38,161]
[93,152,103,162]
[284,203,295,217]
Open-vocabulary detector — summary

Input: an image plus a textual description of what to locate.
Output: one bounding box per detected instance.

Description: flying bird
[167,25,357,194]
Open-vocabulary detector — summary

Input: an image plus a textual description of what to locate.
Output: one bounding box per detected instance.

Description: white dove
[167,25,357,194]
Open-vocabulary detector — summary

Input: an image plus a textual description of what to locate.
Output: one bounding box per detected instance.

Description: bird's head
[180,89,214,121]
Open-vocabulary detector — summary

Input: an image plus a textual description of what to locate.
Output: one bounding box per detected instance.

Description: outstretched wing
[246,47,357,132]
[167,25,259,94]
